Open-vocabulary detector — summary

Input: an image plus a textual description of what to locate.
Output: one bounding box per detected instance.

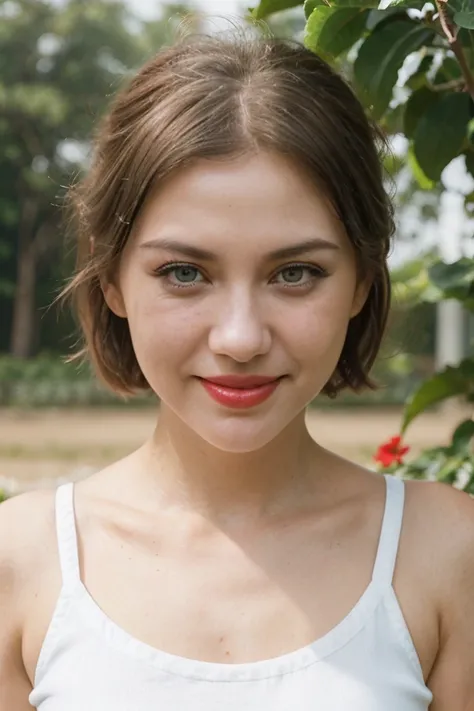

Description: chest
[23,502,437,687]
[80,507,379,660]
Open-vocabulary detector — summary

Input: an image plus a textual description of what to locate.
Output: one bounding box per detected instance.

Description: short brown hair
[63,32,394,398]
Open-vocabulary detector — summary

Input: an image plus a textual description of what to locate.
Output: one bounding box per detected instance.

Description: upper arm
[425,483,474,710]
[0,490,54,710]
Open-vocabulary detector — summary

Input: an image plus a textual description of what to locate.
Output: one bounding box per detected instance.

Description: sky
[130,0,241,19]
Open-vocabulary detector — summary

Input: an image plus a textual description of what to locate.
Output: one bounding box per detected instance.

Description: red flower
[374,435,410,468]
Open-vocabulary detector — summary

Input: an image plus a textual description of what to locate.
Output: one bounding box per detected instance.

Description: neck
[137,405,324,525]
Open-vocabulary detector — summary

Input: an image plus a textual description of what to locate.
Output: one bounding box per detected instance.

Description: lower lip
[200,379,282,409]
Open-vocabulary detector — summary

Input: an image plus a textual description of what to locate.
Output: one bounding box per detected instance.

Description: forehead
[133,151,346,251]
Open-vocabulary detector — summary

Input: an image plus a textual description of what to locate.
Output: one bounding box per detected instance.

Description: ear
[102,280,127,319]
[350,276,372,319]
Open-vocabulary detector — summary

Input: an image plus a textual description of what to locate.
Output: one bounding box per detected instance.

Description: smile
[199,375,283,409]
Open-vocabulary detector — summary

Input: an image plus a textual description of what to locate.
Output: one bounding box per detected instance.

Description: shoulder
[403,478,474,548]
[403,480,474,703]
[0,486,56,553]
[0,488,57,613]
[0,490,57,704]
[403,479,474,608]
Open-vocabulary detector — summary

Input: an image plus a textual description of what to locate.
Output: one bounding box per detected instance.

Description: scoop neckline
[74,574,385,681]
[53,473,397,682]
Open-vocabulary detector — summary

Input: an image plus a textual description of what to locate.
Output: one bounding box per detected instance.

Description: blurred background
[0,0,472,495]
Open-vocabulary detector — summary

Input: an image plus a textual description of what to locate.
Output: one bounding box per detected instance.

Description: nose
[208,289,272,362]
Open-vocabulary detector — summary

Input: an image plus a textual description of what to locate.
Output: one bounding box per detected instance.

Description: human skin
[103,150,370,516]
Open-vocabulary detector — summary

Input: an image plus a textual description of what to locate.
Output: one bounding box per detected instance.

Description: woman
[1,33,473,710]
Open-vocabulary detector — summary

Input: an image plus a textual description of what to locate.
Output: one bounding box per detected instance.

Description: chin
[198,433,278,454]
[187,413,295,454]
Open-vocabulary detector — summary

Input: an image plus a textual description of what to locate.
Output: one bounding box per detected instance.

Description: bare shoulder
[403,478,474,567]
[0,486,56,554]
[0,488,58,639]
[0,488,57,707]
[402,479,474,590]
[0,488,57,607]
[403,481,474,707]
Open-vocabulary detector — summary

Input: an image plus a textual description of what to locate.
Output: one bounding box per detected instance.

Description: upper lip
[201,375,282,388]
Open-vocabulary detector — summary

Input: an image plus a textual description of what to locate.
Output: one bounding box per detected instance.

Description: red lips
[204,375,280,388]
[199,375,283,408]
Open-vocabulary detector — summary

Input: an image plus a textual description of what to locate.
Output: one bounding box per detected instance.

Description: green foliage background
[0,0,194,357]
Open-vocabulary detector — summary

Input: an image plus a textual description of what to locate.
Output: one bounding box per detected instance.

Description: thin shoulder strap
[372,474,405,587]
[55,482,81,589]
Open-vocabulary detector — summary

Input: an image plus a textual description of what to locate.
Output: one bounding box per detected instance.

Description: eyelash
[152,261,329,290]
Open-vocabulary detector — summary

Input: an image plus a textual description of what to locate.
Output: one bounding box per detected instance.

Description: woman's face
[105,151,369,452]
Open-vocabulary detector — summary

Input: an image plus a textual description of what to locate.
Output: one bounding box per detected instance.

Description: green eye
[274,263,327,287]
[172,266,200,283]
[153,262,204,288]
[280,266,305,283]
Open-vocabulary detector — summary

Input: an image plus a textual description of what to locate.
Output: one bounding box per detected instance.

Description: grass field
[0,404,465,495]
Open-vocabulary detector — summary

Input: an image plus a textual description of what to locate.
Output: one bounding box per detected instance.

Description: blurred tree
[260,6,306,37]
[0,0,195,357]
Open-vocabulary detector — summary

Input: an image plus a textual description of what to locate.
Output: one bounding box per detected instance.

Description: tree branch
[435,0,474,100]
[451,39,474,100]
[430,78,466,92]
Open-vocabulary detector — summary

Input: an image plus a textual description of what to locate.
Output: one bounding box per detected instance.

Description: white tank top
[29,474,433,710]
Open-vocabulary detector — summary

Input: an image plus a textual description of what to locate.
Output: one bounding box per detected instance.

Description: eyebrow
[139,237,340,260]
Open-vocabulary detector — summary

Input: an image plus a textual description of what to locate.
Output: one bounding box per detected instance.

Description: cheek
[294,308,349,355]
[123,286,204,373]
[288,281,356,363]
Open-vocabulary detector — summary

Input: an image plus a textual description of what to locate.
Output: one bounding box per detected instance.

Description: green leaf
[381,102,405,133]
[252,0,303,18]
[380,0,428,7]
[366,7,407,30]
[437,455,471,484]
[428,258,474,309]
[354,20,434,119]
[413,92,471,181]
[403,86,440,139]
[402,359,474,431]
[407,144,436,189]
[457,27,474,47]
[405,54,433,90]
[452,419,474,451]
[305,7,370,58]
[468,117,474,141]
[304,0,323,18]
[454,10,474,28]
[464,189,474,215]
[447,0,474,33]
[429,258,474,291]
[331,0,378,5]
[433,56,462,85]
[464,473,474,496]
[305,0,384,11]
[465,150,474,178]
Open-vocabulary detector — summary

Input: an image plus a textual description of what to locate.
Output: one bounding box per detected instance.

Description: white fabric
[29,474,433,710]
